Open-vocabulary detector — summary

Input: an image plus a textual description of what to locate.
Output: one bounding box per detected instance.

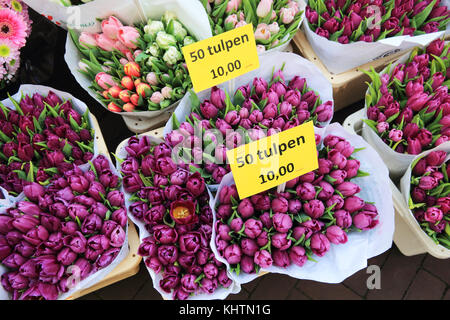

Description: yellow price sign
[226,121,319,200]
[182,24,259,92]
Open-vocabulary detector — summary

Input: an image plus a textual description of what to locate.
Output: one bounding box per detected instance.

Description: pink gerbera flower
[0,8,27,47]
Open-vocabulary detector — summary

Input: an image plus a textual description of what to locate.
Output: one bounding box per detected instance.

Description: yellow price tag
[182,24,259,92]
[226,121,319,200]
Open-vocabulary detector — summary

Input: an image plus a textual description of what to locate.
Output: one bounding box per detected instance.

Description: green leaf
[412,0,437,29]
[172,113,181,130]
[26,162,34,182]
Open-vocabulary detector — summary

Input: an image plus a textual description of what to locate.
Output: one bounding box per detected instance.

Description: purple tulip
[289,246,307,267]
[254,250,272,268]
[180,274,198,293]
[353,211,379,230]
[186,172,206,197]
[107,190,125,207]
[157,245,179,265]
[241,238,259,256]
[419,176,438,190]
[61,221,78,235]
[219,185,239,204]
[203,262,218,279]
[241,255,255,274]
[310,233,330,257]
[96,247,120,269]
[81,213,102,234]
[288,199,302,214]
[343,196,365,213]
[179,232,202,254]
[2,253,27,268]
[153,225,178,244]
[272,213,293,233]
[326,226,348,244]
[109,225,126,248]
[23,183,45,202]
[200,277,218,294]
[23,226,49,246]
[145,257,162,274]
[244,219,263,239]
[223,244,242,265]
[17,201,41,216]
[296,182,316,201]
[68,175,89,193]
[68,203,89,221]
[200,100,219,119]
[218,269,232,288]
[57,247,77,266]
[304,200,325,219]
[0,215,14,234]
[211,86,226,109]
[273,249,290,268]
[272,233,292,250]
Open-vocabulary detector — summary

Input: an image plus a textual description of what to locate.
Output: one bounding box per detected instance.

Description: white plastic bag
[0,159,129,301]
[211,123,395,285]
[115,134,241,300]
[399,142,450,254]
[23,0,143,31]
[303,0,450,74]
[63,0,213,123]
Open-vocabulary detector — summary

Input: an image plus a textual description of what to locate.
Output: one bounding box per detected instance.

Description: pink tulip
[117,26,140,49]
[101,16,123,40]
[280,7,296,24]
[79,32,97,47]
[95,72,116,90]
[254,23,271,40]
[256,0,273,18]
[95,33,116,51]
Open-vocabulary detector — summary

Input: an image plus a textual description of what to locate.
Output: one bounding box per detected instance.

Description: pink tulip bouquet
[403,149,450,249]
[165,68,333,185]
[201,0,304,53]
[0,90,95,196]
[69,12,195,113]
[0,0,32,89]
[363,39,449,158]
[119,137,235,300]
[213,133,380,277]
[0,155,128,300]
[305,0,449,44]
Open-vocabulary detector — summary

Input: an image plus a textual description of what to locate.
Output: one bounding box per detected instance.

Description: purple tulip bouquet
[211,124,394,283]
[164,64,333,185]
[362,38,450,176]
[0,155,128,300]
[0,88,95,196]
[306,0,449,44]
[303,0,449,73]
[400,148,450,250]
[118,137,237,300]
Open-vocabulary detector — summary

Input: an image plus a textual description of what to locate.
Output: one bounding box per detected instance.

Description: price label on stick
[227,121,319,200]
[182,24,259,92]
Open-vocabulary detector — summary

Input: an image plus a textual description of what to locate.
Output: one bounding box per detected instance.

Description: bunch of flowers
[0,0,32,89]
[119,138,233,300]
[364,39,449,155]
[305,0,450,44]
[408,150,450,249]
[165,68,333,184]
[0,155,127,300]
[0,91,95,196]
[201,0,303,53]
[70,12,195,113]
[214,134,379,274]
